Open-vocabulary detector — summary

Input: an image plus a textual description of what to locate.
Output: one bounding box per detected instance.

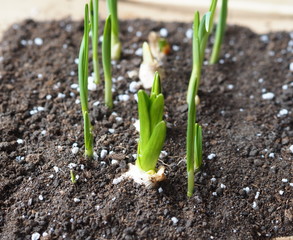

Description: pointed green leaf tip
[136,73,166,172]
[137,90,150,154]
[102,15,113,108]
[205,12,212,33]
[90,0,100,84]
[193,11,200,39]
[151,72,162,96]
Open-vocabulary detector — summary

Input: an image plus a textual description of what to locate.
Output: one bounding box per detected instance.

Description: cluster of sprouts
[77,0,228,196]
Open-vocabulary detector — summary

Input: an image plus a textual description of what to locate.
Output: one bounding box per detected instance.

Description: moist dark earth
[0,18,292,240]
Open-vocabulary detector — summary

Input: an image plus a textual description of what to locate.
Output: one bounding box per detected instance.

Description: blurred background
[0,0,292,39]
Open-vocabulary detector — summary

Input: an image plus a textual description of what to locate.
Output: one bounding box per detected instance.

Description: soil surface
[0,18,292,240]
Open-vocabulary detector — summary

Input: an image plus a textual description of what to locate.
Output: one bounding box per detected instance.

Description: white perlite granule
[31,232,41,240]
[208,153,216,160]
[262,92,275,100]
[171,217,178,225]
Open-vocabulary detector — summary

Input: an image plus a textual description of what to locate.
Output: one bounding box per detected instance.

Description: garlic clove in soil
[113,163,166,188]
[139,42,164,89]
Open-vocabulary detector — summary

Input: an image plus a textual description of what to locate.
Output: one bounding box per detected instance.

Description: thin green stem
[78,4,93,158]
[194,123,203,170]
[90,0,100,84]
[210,0,228,64]
[186,81,196,196]
[187,168,195,197]
[102,15,112,108]
[186,0,218,197]
[84,111,93,157]
[78,37,87,113]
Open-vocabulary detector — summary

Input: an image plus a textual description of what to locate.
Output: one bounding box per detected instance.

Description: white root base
[113,163,166,188]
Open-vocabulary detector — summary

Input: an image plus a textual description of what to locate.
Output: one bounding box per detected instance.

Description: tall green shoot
[210,0,228,64]
[102,15,113,108]
[89,0,100,84]
[107,0,122,60]
[186,0,218,197]
[78,4,94,158]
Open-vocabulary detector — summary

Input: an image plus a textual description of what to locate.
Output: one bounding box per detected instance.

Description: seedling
[78,4,94,158]
[210,0,228,64]
[139,42,163,89]
[186,0,218,197]
[136,72,166,173]
[113,73,166,188]
[89,0,100,84]
[107,0,122,60]
[70,170,77,184]
[102,15,113,108]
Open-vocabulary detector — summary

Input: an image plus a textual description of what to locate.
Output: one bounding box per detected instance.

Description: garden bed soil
[0,18,292,240]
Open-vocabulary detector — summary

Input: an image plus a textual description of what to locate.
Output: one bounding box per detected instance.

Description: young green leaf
[205,12,212,33]
[84,111,93,157]
[208,0,218,32]
[187,12,201,105]
[210,0,228,64]
[102,15,113,108]
[186,0,218,197]
[78,4,94,158]
[151,71,162,97]
[194,123,203,170]
[136,73,166,174]
[107,0,121,60]
[137,90,151,153]
[149,94,164,132]
[90,0,100,84]
[186,79,196,197]
[138,121,166,172]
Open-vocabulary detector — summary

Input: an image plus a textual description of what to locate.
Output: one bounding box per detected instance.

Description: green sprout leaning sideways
[186,0,218,197]
[112,72,167,188]
[102,15,113,108]
[89,0,100,84]
[107,0,122,60]
[78,4,94,158]
[210,0,228,64]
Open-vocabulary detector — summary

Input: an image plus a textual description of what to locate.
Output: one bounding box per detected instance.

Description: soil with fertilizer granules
[0,18,292,239]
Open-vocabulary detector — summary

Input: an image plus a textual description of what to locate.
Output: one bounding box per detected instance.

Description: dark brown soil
[0,18,292,240]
